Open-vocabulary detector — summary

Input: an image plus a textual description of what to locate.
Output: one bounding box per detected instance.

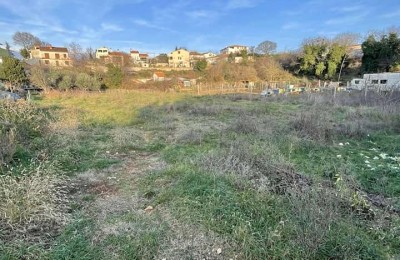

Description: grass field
[1,90,399,259]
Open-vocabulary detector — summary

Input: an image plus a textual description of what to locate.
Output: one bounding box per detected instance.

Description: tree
[20,49,30,59]
[85,47,95,61]
[47,70,63,89]
[255,40,277,55]
[333,33,360,48]
[104,64,123,89]
[299,37,346,79]
[4,42,11,56]
[240,50,249,64]
[361,32,400,72]
[76,73,101,91]
[255,56,294,81]
[154,53,168,64]
[194,59,207,72]
[12,31,42,50]
[68,42,85,66]
[275,51,301,73]
[58,74,74,90]
[0,56,28,91]
[29,66,49,90]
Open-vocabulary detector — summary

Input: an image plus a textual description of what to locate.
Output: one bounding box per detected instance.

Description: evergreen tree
[361,32,400,72]
[0,56,28,91]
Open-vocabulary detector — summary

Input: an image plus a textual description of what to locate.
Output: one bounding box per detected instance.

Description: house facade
[220,45,249,55]
[139,53,149,67]
[30,46,71,66]
[168,48,190,68]
[153,71,166,81]
[203,52,217,64]
[189,51,203,67]
[104,51,130,67]
[96,47,110,59]
[130,50,140,63]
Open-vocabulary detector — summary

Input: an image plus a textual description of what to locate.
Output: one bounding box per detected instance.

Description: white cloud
[333,5,363,13]
[186,10,211,19]
[133,19,177,33]
[101,23,123,32]
[325,12,368,25]
[381,9,400,18]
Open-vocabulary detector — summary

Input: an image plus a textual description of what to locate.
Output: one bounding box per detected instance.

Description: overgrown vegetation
[29,66,103,91]
[362,32,400,72]
[1,89,399,259]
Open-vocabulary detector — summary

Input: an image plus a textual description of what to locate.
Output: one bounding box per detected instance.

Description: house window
[63,54,67,58]
[380,79,387,84]
[56,61,59,66]
[45,60,49,65]
[55,53,60,59]
[44,53,50,59]
[65,61,69,66]
[355,80,360,84]
[371,80,379,84]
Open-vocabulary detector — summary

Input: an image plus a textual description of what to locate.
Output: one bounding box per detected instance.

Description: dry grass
[291,108,334,143]
[0,127,15,166]
[0,173,67,226]
[0,164,70,246]
[0,100,49,166]
[39,89,189,126]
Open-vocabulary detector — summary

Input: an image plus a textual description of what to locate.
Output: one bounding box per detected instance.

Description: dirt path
[74,146,235,259]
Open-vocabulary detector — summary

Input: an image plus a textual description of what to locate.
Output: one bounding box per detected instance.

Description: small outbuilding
[153,71,166,81]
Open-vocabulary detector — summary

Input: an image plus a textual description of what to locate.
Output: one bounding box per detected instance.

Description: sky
[1,0,400,55]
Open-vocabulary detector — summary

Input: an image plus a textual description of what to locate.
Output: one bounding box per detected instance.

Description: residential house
[203,52,217,64]
[189,51,203,67]
[130,50,140,64]
[168,48,190,68]
[153,71,166,81]
[104,51,130,67]
[29,45,71,66]
[220,45,249,55]
[96,47,110,59]
[139,53,149,67]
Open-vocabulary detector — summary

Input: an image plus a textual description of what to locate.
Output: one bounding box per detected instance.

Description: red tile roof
[154,71,165,77]
[190,51,202,55]
[139,53,148,57]
[130,50,139,53]
[109,51,127,56]
[35,46,68,52]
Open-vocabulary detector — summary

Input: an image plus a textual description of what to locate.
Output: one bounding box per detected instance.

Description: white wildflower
[337,155,342,158]
[339,143,344,146]
[379,153,387,159]
[365,160,370,164]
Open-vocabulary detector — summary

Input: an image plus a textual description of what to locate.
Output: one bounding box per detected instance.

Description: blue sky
[1,0,399,55]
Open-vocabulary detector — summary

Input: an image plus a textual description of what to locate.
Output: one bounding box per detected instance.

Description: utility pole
[335,53,347,101]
